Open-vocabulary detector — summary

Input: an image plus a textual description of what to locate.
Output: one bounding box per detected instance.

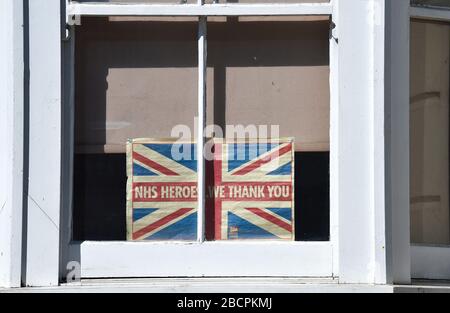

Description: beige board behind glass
[75,18,199,153]
[410,20,450,245]
[207,20,330,152]
[75,17,330,153]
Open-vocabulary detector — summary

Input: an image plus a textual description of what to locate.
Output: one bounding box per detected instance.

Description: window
[410,18,450,245]
[12,0,420,286]
[409,1,450,280]
[61,0,336,277]
[20,0,412,286]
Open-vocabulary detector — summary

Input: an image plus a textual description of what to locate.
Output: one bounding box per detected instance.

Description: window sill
[0,278,403,293]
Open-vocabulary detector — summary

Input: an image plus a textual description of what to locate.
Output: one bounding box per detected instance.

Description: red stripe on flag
[246,208,292,232]
[133,151,179,176]
[232,144,292,176]
[214,144,223,240]
[133,208,193,240]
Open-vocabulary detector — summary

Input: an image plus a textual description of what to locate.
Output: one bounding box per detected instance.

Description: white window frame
[63,0,337,280]
[8,0,412,287]
[409,2,450,281]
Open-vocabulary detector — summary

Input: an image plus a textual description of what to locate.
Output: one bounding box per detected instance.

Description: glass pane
[410,19,450,245]
[73,17,198,241]
[205,18,330,241]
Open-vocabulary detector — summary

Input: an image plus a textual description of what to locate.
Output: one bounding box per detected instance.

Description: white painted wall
[25,0,62,287]
[0,0,24,288]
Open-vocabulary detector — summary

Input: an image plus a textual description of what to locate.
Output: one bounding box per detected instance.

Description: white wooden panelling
[69,242,333,278]
[67,3,333,17]
[337,0,391,284]
[337,0,377,284]
[0,0,24,288]
[25,0,62,286]
[411,245,450,280]
[371,0,389,284]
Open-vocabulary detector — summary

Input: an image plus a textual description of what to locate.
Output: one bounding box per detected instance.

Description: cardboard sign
[127,139,198,241]
[208,139,295,241]
[127,138,295,241]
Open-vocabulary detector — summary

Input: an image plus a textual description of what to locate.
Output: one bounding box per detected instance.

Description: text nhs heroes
[134,184,292,202]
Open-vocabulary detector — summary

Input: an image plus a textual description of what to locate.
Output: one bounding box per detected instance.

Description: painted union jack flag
[210,139,295,241]
[127,140,198,241]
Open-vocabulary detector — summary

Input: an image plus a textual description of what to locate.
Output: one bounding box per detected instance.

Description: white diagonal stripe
[227,143,291,175]
[229,208,292,239]
[133,158,164,176]
[227,204,292,225]
[133,207,196,240]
